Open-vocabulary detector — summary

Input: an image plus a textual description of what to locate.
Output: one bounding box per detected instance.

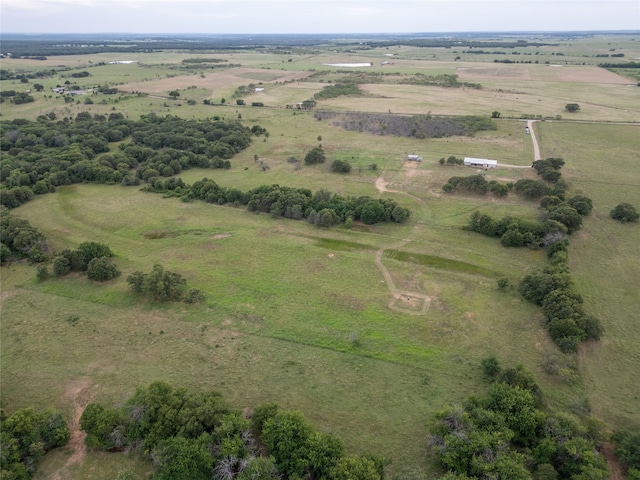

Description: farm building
[407,155,423,162]
[464,157,497,168]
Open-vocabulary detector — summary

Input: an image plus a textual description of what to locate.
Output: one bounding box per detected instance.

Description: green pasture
[2,179,567,475]
[1,36,639,478]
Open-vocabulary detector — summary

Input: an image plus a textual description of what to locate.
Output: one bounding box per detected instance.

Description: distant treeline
[365,39,556,49]
[598,61,640,68]
[0,114,260,209]
[316,112,496,139]
[181,58,228,64]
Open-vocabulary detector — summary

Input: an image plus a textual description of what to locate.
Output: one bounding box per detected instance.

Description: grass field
[1,34,639,479]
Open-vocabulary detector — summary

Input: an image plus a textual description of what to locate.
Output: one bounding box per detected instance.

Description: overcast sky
[2,0,639,34]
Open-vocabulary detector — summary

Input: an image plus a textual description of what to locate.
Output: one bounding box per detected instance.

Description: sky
[1,0,639,34]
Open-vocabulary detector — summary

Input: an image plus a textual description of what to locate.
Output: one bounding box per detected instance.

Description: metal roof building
[464,157,498,168]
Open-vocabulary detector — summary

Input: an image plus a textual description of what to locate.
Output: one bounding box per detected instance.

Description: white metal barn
[464,157,498,168]
[407,155,423,162]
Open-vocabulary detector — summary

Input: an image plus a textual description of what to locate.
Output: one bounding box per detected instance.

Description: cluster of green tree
[80,381,383,480]
[127,264,204,303]
[610,202,639,223]
[442,175,510,197]
[313,82,362,100]
[315,112,496,139]
[306,71,480,89]
[512,178,557,199]
[0,206,48,263]
[532,157,565,183]
[144,178,410,226]
[466,192,591,250]
[96,86,119,94]
[0,407,70,479]
[612,428,640,479]
[0,114,258,209]
[1,92,35,105]
[0,68,61,81]
[331,160,351,173]
[40,241,119,282]
[439,156,464,165]
[400,73,481,89]
[598,61,640,68]
[231,84,259,98]
[69,71,90,78]
[519,243,603,352]
[428,361,608,480]
[0,90,19,102]
[304,145,326,165]
[466,211,563,249]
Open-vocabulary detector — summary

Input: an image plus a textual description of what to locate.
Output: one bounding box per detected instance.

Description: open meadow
[1,33,639,479]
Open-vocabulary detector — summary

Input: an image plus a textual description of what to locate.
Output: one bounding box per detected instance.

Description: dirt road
[527,120,542,161]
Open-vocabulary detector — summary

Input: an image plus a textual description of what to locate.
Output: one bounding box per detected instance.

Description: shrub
[127,264,187,301]
[36,264,50,281]
[52,255,71,276]
[565,103,580,112]
[86,256,120,281]
[610,202,639,223]
[567,195,593,216]
[304,145,326,165]
[331,160,351,173]
[481,356,501,379]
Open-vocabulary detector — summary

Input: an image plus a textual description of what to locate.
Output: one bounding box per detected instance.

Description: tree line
[144,179,410,226]
[456,158,604,352]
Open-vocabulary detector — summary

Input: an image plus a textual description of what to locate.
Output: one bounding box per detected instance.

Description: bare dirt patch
[1,290,18,302]
[457,66,532,80]
[601,442,625,480]
[51,378,97,480]
[212,233,231,239]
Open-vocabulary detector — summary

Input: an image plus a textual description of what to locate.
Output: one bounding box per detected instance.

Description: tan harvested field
[457,64,633,84]
[118,67,313,95]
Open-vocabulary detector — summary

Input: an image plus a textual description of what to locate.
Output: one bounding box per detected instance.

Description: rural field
[1,33,639,479]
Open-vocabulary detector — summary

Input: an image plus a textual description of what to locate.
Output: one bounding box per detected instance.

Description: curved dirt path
[527,120,542,161]
[374,173,431,315]
[51,378,96,480]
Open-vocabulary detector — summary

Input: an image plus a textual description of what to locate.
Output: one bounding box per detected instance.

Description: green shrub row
[145,179,410,226]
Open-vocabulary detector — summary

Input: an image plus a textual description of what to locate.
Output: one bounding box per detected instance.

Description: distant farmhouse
[464,157,497,169]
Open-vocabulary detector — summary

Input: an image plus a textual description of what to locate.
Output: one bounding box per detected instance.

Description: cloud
[2,0,638,33]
